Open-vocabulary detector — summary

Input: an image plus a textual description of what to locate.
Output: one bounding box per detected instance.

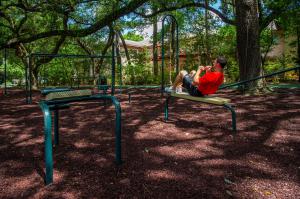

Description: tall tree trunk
[117,31,131,64]
[152,11,159,76]
[32,67,39,89]
[204,0,211,65]
[232,0,236,16]
[171,20,176,72]
[236,0,263,90]
[297,26,300,82]
[97,26,114,74]
[76,38,95,82]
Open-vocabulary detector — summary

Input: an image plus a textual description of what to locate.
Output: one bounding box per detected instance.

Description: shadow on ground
[0,88,299,198]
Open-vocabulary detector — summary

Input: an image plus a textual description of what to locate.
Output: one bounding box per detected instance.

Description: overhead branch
[76,39,93,55]
[35,12,69,67]
[98,26,115,70]
[35,35,66,67]
[117,31,131,64]
[134,2,235,25]
[1,0,148,49]
[260,10,284,31]
[260,1,297,31]
[16,14,28,34]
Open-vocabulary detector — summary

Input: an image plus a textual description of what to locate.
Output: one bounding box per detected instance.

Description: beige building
[119,39,201,69]
[265,21,297,59]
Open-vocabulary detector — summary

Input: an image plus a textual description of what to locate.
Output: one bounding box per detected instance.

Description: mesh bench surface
[170,92,231,105]
[45,89,92,101]
[41,88,71,95]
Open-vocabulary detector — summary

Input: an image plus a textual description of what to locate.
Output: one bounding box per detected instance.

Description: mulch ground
[0,88,299,199]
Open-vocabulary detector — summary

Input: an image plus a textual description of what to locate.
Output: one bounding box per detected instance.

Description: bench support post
[165,94,237,134]
[40,103,53,185]
[128,92,132,103]
[164,95,170,121]
[223,104,237,134]
[111,96,122,165]
[54,109,59,146]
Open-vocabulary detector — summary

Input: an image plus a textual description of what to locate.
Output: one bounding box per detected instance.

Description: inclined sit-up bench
[165,92,236,134]
[39,90,122,185]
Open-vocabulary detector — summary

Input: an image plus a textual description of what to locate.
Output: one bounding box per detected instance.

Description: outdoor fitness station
[31,35,124,185]
[160,15,237,133]
[1,1,300,197]
[34,15,299,184]
[25,45,119,104]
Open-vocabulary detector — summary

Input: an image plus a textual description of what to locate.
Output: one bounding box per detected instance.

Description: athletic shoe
[164,86,174,93]
[175,87,183,93]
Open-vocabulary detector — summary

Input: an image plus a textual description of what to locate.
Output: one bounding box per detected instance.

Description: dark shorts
[182,75,203,97]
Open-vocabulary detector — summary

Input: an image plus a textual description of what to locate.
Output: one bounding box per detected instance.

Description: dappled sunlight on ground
[0,88,299,198]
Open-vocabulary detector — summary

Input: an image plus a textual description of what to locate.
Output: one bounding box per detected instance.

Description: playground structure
[23,30,129,104]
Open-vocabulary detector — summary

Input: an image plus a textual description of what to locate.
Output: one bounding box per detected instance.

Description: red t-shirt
[198,72,224,95]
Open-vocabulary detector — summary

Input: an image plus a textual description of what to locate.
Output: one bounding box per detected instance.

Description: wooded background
[0,0,299,90]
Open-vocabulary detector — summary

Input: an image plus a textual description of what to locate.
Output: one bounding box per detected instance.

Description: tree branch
[16,13,28,35]
[135,2,235,25]
[117,31,131,64]
[76,38,93,55]
[260,1,296,31]
[98,26,115,71]
[35,35,66,67]
[35,12,69,67]
[0,0,148,49]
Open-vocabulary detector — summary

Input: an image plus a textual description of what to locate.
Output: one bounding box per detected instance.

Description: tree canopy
[1,0,299,89]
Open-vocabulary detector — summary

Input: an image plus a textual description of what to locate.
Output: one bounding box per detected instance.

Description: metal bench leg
[224,104,237,135]
[128,93,131,103]
[54,109,59,146]
[109,96,122,165]
[40,102,53,185]
[164,96,170,121]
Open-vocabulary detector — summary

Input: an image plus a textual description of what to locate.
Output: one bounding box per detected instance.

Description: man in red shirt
[167,57,227,96]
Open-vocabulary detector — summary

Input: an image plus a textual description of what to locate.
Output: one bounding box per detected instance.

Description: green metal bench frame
[98,85,110,94]
[164,93,237,134]
[39,94,122,185]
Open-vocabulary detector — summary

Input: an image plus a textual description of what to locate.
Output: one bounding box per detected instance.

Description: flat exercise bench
[165,92,236,134]
[39,89,122,185]
[41,87,72,96]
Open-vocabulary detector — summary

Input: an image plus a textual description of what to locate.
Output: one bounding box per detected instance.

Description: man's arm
[193,66,205,85]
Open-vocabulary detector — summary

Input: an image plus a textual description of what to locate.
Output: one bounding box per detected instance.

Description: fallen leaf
[226,190,233,196]
[264,191,272,196]
[224,178,235,185]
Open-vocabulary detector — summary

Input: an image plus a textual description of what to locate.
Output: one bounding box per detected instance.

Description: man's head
[214,56,227,70]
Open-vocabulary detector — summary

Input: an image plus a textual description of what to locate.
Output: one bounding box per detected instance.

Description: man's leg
[189,70,196,78]
[172,70,188,89]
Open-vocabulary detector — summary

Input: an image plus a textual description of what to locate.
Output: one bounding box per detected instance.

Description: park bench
[164,92,236,134]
